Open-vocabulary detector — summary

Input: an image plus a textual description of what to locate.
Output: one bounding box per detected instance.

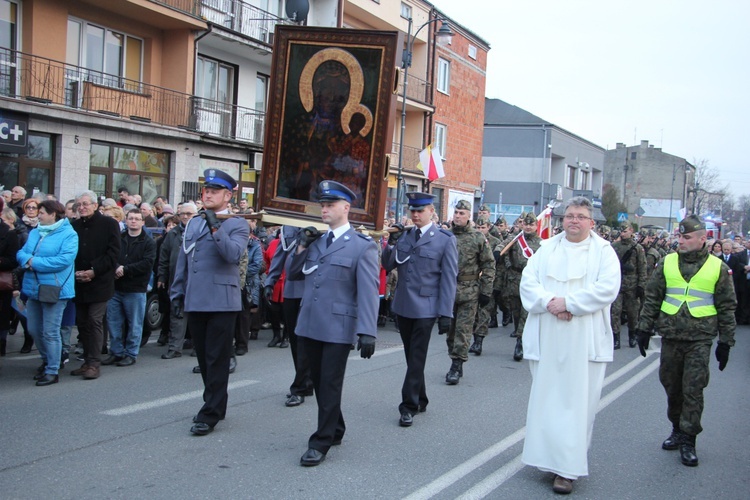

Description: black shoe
[20,342,33,354]
[399,412,413,427]
[446,359,461,385]
[190,422,214,436]
[662,430,682,450]
[489,317,498,328]
[235,347,248,356]
[229,356,237,374]
[192,365,201,374]
[116,356,136,367]
[513,338,523,362]
[279,338,289,348]
[471,337,483,355]
[139,335,150,348]
[35,363,47,377]
[502,314,512,327]
[35,374,59,386]
[628,335,637,348]
[249,331,258,340]
[285,394,305,407]
[332,436,343,446]
[60,352,69,368]
[161,351,182,359]
[183,340,194,350]
[101,355,124,366]
[300,448,326,466]
[418,405,427,413]
[157,334,168,346]
[613,333,621,350]
[267,335,282,347]
[679,443,699,466]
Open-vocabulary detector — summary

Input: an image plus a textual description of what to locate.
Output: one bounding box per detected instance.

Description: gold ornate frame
[259,26,401,230]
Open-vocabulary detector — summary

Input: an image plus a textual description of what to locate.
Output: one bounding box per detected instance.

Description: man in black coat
[70,191,121,380]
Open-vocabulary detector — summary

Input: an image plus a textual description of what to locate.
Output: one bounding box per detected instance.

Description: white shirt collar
[328,223,351,243]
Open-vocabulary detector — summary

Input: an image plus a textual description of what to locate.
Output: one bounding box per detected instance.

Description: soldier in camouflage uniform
[610,221,647,349]
[642,229,662,278]
[478,205,502,240]
[446,200,494,384]
[470,217,501,355]
[597,224,612,241]
[635,215,735,468]
[505,212,542,361]
[493,217,513,327]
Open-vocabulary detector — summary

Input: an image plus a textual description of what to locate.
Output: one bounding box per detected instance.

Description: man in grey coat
[383,192,458,427]
[288,180,379,466]
[170,170,249,436]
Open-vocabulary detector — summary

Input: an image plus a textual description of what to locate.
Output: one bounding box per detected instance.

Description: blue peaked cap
[203,169,237,190]
[318,180,356,203]
[406,192,435,210]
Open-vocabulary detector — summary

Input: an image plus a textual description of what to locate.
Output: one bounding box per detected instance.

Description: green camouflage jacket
[612,236,647,291]
[452,223,495,302]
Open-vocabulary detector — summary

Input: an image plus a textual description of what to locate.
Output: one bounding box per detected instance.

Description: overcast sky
[433,0,750,199]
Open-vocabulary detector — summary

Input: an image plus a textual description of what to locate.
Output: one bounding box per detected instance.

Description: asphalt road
[1,320,748,499]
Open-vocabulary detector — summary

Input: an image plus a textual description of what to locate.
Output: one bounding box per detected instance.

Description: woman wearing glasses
[17,200,78,386]
[21,199,41,235]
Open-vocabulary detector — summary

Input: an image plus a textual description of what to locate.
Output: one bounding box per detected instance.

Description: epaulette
[440,228,454,237]
[356,232,372,241]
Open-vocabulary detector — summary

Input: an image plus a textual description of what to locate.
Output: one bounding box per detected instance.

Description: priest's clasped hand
[547,297,567,315]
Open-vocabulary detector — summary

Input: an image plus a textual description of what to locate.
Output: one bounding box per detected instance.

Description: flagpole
[498,231,523,256]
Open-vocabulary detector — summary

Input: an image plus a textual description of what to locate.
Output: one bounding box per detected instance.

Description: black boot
[679,434,698,466]
[489,316,498,328]
[513,337,523,361]
[662,427,682,450]
[20,335,33,354]
[279,332,289,348]
[471,336,483,355]
[157,333,168,346]
[502,312,512,327]
[628,333,637,348]
[469,336,480,355]
[446,359,462,385]
[249,330,258,340]
[267,331,282,347]
[613,333,621,350]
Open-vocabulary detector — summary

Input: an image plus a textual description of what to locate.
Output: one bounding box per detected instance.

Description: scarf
[22,215,39,228]
[37,218,65,237]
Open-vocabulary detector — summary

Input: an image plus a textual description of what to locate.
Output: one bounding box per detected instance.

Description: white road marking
[101,379,259,416]
[404,352,661,500]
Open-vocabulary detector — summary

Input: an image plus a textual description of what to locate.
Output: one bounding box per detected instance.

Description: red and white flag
[536,206,553,240]
[517,233,534,258]
[417,144,445,182]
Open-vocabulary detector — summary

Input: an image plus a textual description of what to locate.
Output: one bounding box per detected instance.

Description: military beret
[476,217,490,226]
[523,213,538,225]
[646,229,657,237]
[495,217,506,225]
[203,168,237,190]
[455,199,472,211]
[599,225,611,234]
[479,204,490,212]
[620,221,633,230]
[318,180,356,203]
[679,215,705,234]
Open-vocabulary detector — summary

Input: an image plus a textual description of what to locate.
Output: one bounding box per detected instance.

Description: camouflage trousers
[473,294,495,338]
[448,299,478,362]
[508,294,528,337]
[493,289,510,316]
[611,289,640,336]
[659,340,712,437]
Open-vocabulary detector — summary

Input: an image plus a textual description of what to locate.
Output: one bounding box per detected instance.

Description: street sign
[617,212,628,222]
[635,206,646,216]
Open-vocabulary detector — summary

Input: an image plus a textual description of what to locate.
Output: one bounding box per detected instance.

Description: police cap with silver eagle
[679,214,705,234]
[203,169,237,190]
[405,192,435,211]
[318,180,356,203]
[455,199,472,211]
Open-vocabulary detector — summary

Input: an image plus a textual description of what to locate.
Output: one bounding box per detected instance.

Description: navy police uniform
[382,192,458,422]
[289,181,379,464]
[170,169,249,432]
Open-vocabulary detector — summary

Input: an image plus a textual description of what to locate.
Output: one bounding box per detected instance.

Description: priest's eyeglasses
[563,214,591,222]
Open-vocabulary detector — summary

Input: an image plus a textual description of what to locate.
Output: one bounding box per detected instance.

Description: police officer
[289,180,379,466]
[170,169,250,436]
[446,200,494,384]
[505,212,542,361]
[635,215,736,467]
[383,192,458,426]
[611,221,646,348]
[470,216,501,355]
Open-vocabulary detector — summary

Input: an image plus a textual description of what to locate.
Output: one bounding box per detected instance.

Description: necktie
[415,228,422,239]
[326,232,334,248]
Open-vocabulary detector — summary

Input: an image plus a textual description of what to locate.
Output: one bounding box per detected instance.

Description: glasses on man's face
[79,201,94,207]
[127,217,143,223]
[180,212,195,217]
[564,214,591,222]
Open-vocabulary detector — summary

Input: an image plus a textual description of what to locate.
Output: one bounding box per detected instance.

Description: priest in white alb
[519,196,621,495]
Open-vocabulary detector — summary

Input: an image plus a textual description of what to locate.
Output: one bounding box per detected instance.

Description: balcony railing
[397,71,433,105]
[390,143,422,173]
[0,48,265,145]
[201,0,292,44]
[149,0,202,16]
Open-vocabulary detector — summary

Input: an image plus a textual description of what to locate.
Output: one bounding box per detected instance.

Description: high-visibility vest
[660,253,721,317]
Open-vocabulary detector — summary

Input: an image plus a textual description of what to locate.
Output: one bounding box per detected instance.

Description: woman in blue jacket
[17,200,78,386]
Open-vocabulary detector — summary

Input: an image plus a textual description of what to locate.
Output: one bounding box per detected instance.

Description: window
[67,18,143,89]
[468,45,477,60]
[437,58,450,94]
[566,165,576,189]
[89,141,170,203]
[630,152,637,160]
[400,2,412,19]
[0,0,19,96]
[579,169,589,190]
[434,123,447,159]
[196,55,235,104]
[431,187,443,219]
[0,133,55,197]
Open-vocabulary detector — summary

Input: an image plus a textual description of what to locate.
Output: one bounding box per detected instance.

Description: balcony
[397,71,433,106]
[149,0,202,16]
[390,143,422,174]
[0,49,265,145]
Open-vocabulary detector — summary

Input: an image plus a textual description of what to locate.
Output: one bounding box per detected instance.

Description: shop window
[0,133,55,197]
[89,141,170,202]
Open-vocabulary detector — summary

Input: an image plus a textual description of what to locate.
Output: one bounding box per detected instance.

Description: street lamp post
[394,17,454,222]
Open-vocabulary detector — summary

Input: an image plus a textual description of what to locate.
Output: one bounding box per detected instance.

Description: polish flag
[517,233,534,258]
[417,144,445,182]
[536,207,553,239]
